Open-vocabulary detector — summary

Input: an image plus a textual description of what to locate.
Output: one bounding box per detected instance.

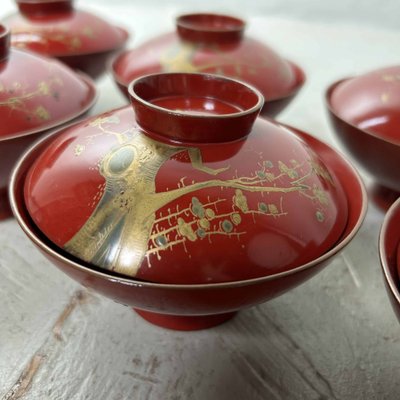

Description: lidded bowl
[12,73,366,330]
[0,24,96,219]
[3,0,129,79]
[326,65,400,208]
[379,198,400,323]
[112,13,305,117]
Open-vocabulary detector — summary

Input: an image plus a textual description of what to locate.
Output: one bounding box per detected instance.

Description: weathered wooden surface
[1,2,400,399]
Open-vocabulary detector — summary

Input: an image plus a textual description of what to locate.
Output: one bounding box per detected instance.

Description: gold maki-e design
[381,73,400,104]
[0,77,63,121]
[382,74,400,82]
[65,116,334,277]
[160,42,271,78]
[12,25,97,51]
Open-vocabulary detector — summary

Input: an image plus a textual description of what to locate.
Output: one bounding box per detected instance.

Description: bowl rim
[379,196,400,304]
[9,114,368,290]
[0,64,97,142]
[128,71,264,120]
[176,13,246,33]
[326,77,400,147]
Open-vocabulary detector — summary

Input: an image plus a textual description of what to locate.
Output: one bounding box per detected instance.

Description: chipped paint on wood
[52,290,92,341]
[2,355,45,400]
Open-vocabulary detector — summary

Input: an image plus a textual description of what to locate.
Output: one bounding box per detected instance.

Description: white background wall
[92,0,400,31]
[1,0,400,31]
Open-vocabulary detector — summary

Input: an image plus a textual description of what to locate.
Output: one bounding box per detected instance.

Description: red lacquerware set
[1,0,399,330]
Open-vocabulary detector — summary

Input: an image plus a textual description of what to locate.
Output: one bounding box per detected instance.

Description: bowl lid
[328,65,400,144]
[24,73,348,284]
[0,25,96,140]
[112,13,303,103]
[3,0,128,57]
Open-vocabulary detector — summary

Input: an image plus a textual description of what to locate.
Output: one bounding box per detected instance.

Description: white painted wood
[1,2,400,399]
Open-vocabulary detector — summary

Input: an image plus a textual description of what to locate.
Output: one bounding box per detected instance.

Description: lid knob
[128,73,263,143]
[176,13,245,44]
[16,0,74,16]
[0,25,10,63]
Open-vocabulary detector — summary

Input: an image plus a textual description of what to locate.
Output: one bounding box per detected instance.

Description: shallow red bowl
[0,24,97,220]
[3,0,129,79]
[326,66,400,210]
[10,121,367,331]
[111,13,305,118]
[379,198,400,323]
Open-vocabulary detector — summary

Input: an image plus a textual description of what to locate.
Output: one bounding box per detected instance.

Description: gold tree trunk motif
[65,117,333,277]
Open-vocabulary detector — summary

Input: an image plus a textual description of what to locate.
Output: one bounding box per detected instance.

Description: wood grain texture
[1,5,400,399]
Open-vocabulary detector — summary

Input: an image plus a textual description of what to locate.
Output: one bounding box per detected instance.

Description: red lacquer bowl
[11,73,366,330]
[3,0,129,79]
[326,66,400,210]
[24,73,348,284]
[379,198,400,323]
[0,25,96,220]
[111,13,305,118]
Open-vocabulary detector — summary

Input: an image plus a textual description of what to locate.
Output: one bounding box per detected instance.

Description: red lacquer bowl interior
[10,120,366,329]
[329,66,400,144]
[4,0,129,57]
[111,13,305,117]
[379,198,400,323]
[397,243,400,270]
[397,242,400,273]
[326,66,400,200]
[128,72,263,143]
[23,72,348,286]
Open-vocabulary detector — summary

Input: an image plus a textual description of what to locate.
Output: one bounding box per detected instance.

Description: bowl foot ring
[134,309,237,330]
